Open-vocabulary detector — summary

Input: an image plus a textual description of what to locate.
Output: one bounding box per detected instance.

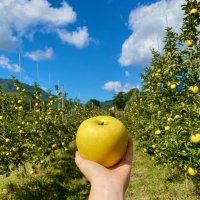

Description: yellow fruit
[186,40,194,47]
[5,138,10,143]
[76,116,128,167]
[155,130,161,135]
[152,144,156,149]
[16,86,20,90]
[143,148,147,153]
[167,82,171,86]
[190,134,200,144]
[19,130,24,134]
[190,8,198,14]
[167,117,173,122]
[165,126,170,131]
[157,82,162,87]
[174,115,179,119]
[187,167,197,176]
[52,144,59,150]
[170,84,176,89]
[0,116,3,120]
[190,86,199,94]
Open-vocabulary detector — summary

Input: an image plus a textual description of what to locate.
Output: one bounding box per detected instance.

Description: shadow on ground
[2,148,90,200]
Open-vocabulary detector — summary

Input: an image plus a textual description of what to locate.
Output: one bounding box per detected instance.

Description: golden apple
[170,84,176,89]
[191,86,199,94]
[190,134,200,144]
[190,8,198,14]
[186,40,194,47]
[76,115,128,167]
[187,167,197,176]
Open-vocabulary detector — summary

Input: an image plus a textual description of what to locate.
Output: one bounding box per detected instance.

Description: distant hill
[100,100,113,107]
[0,79,51,101]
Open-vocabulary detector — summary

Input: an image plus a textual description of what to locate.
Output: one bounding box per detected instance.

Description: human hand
[75,137,133,200]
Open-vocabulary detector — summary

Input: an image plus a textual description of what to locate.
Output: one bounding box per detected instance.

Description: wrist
[89,180,124,200]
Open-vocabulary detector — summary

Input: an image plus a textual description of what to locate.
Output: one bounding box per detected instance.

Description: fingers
[124,137,133,164]
[75,151,104,183]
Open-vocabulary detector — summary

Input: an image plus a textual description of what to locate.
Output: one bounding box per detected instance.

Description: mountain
[100,100,113,107]
[0,79,51,101]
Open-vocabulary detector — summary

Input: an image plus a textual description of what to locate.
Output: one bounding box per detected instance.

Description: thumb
[75,151,105,183]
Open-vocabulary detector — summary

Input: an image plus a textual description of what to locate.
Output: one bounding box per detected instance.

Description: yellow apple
[165,126,170,131]
[170,84,176,89]
[190,8,198,14]
[187,167,197,176]
[157,82,162,87]
[76,115,128,167]
[186,40,194,47]
[5,138,10,143]
[190,134,200,144]
[191,86,199,94]
[155,130,161,135]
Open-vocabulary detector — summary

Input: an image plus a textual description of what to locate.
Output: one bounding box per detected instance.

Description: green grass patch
[1,140,200,199]
[0,148,90,200]
[126,140,200,200]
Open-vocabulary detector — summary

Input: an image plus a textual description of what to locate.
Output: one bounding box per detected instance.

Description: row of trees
[123,0,200,180]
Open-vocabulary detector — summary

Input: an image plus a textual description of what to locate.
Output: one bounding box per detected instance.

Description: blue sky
[0,0,184,103]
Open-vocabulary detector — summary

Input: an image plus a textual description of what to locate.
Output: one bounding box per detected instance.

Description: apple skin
[76,115,129,167]
[186,40,194,47]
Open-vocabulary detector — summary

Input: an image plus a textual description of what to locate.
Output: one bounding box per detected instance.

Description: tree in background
[86,99,101,109]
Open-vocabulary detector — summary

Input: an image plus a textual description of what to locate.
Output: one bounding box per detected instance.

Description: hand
[75,137,133,200]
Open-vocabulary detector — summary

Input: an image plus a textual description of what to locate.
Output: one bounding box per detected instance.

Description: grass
[0,148,90,200]
[125,140,200,200]
[0,140,200,200]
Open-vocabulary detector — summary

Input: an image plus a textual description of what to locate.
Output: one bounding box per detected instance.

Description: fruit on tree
[170,84,176,89]
[76,115,129,167]
[189,86,199,94]
[155,130,161,135]
[189,8,198,14]
[187,167,197,176]
[5,138,10,143]
[186,40,194,47]
[190,134,200,144]
[164,126,170,131]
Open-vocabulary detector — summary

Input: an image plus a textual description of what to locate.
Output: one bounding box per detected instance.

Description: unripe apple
[76,116,128,167]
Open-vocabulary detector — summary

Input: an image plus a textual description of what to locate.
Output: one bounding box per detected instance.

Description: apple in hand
[76,115,129,167]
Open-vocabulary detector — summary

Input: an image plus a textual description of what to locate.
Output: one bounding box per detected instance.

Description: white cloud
[0,55,23,73]
[125,70,132,77]
[25,48,54,61]
[118,0,184,67]
[0,0,90,51]
[56,27,89,48]
[102,81,139,93]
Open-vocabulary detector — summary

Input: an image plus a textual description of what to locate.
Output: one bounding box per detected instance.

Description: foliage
[0,77,106,179]
[85,99,101,109]
[124,0,200,180]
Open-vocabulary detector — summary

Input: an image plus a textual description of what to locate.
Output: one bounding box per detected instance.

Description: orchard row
[0,80,105,176]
